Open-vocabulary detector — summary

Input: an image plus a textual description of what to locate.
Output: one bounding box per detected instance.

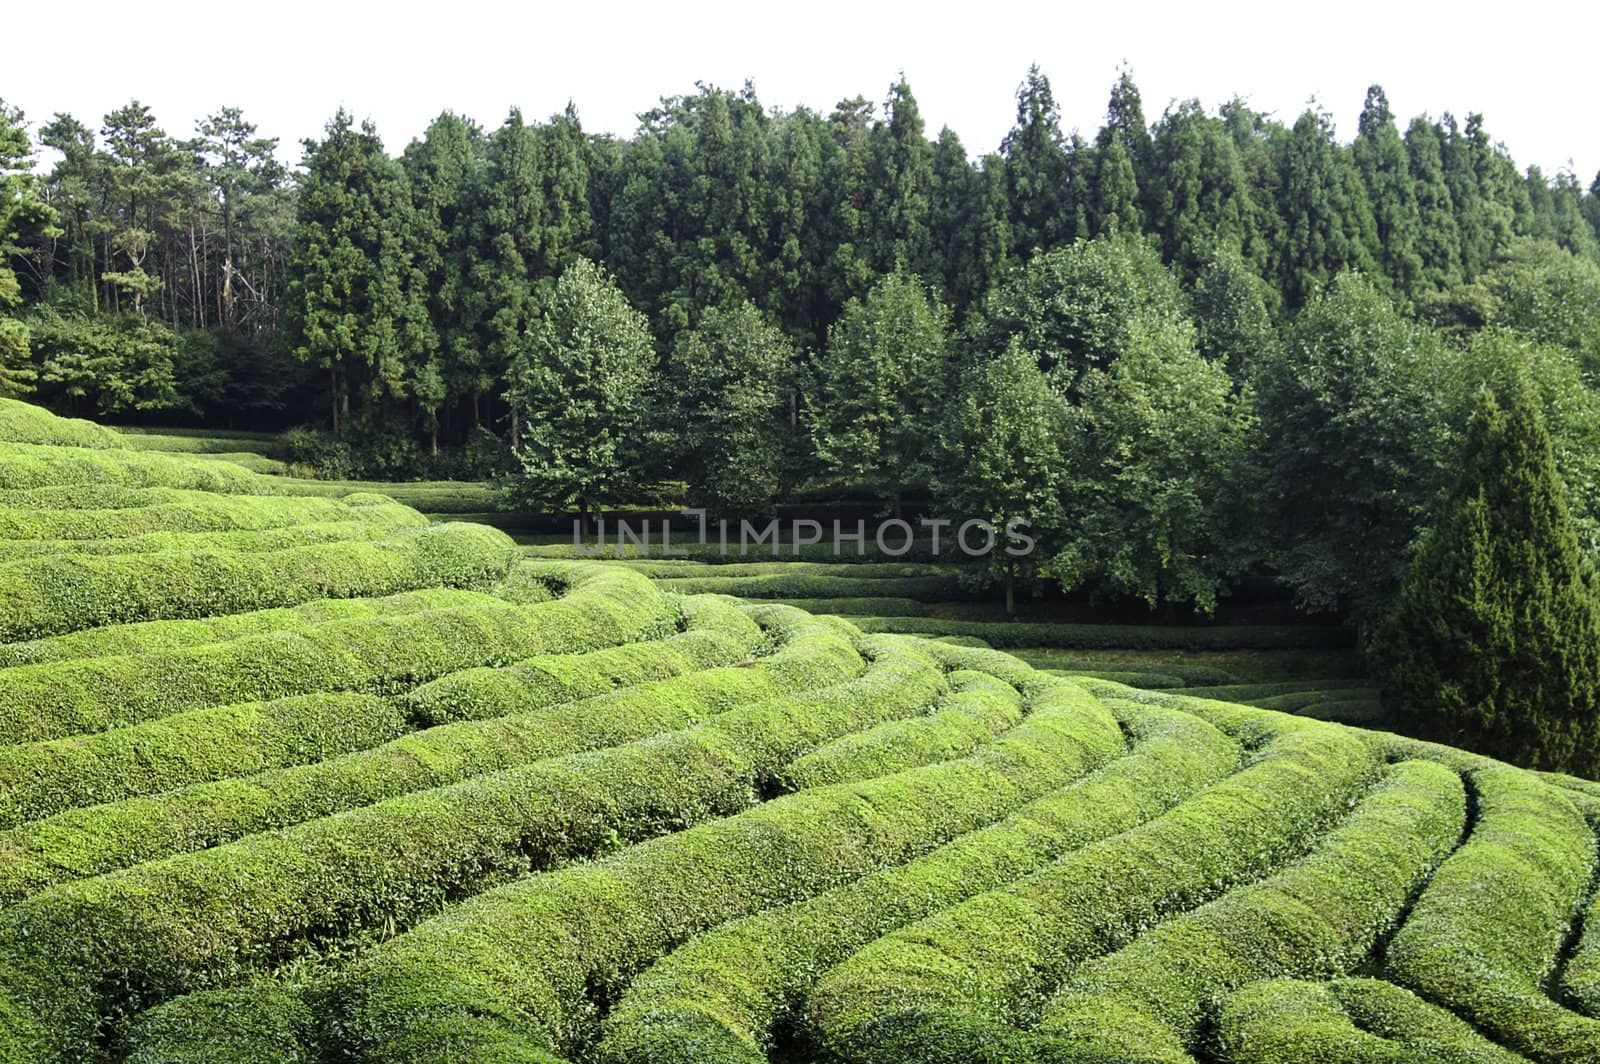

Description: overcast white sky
[7,0,1598,182]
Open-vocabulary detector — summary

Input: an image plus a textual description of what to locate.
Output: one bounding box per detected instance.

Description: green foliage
[593,702,1234,1064]
[508,258,654,519]
[811,269,951,515]
[1215,977,1527,1063]
[1372,385,1600,774]
[932,344,1067,612]
[1384,765,1600,1060]
[1254,272,1454,618]
[1036,759,1463,1058]
[327,673,1119,1062]
[807,715,1376,1063]
[657,301,795,513]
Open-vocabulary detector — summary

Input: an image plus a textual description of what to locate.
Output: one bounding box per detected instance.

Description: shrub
[654,573,963,600]
[326,677,1123,1062]
[1384,764,1600,1060]
[122,985,316,1064]
[805,717,1379,1064]
[780,670,1024,789]
[0,565,666,743]
[1214,977,1529,1064]
[0,637,946,1058]
[0,490,405,542]
[1035,759,1465,1059]
[0,441,271,493]
[0,522,520,643]
[0,606,844,904]
[0,586,486,668]
[0,504,427,563]
[593,702,1239,1064]
[0,693,407,828]
[767,596,929,616]
[848,616,1354,650]
[0,399,122,448]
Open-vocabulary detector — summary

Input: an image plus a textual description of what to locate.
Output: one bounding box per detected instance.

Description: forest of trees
[4,70,1600,624]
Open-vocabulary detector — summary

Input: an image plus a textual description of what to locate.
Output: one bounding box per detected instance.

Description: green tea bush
[1214,977,1528,1064]
[1035,759,1465,1060]
[113,431,289,458]
[0,608,849,904]
[654,573,963,600]
[327,679,1123,1062]
[0,637,946,1057]
[780,669,1024,789]
[1384,764,1600,1060]
[0,693,407,828]
[0,522,519,642]
[0,491,386,541]
[400,594,762,726]
[0,441,272,493]
[593,703,1239,1064]
[0,400,123,449]
[619,560,956,580]
[0,566,665,743]
[122,985,316,1064]
[0,505,428,563]
[850,616,1354,650]
[766,596,929,616]
[0,586,485,668]
[806,719,1379,1064]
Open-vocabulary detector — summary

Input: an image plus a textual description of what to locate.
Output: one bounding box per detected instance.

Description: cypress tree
[1373,384,1600,775]
[1353,86,1423,298]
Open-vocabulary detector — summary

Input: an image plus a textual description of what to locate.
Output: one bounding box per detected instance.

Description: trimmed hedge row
[0,441,273,494]
[1251,687,1383,712]
[593,702,1240,1064]
[123,985,316,1064]
[186,452,290,474]
[780,670,1023,790]
[1034,759,1465,1061]
[275,478,506,514]
[1045,667,1187,688]
[0,636,941,1060]
[654,573,964,600]
[111,430,288,457]
[1012,653,1241,687]
[398,593,759,726]
[849,616,1356,650]
[0,564,667,744]
[0,400,122,449]
[767,596,930,617]
[0,693,408,829]
[1167,681,1349,703]
[0,491,389,541]
[0,504,427,563]
[0,586,487,668]
[327,678,1125,1062]
[618,560,957,579]
[0,521,519,643]
[0,604,835,904]
[1214,977,1528,1064]
[1384,764,1600,1062]
[805,716,1380,1064]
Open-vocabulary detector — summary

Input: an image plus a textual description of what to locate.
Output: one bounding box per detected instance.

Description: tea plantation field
[3,397,1600,1064]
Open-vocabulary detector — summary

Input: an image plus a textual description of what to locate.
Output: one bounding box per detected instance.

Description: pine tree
[1404,117,1463,292]
[1000,65,1068,260]
[1373,385,1600,775]
[283,110,413,437]
[1150,99,1259,280]
[0,99,55,398]
[1353,86,1423,298]
[1276,107,1379,306]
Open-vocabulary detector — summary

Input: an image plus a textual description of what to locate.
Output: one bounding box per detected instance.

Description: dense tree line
[5,73,1600,629]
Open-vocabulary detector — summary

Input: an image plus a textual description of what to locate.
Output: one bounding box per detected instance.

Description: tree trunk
[1005,563,1016,617]
[329,364,341,439]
